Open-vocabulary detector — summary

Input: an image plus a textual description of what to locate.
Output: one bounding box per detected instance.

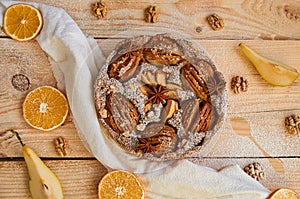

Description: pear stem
[10,129,25,146]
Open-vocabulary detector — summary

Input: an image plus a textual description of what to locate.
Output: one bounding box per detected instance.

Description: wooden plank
[0,39,299,158]
[0,39,299,115]
[1,109,299,158]
[0,0,299,39]
[0,158,299,198]
[0,160,107,199]
[192,157,300,195]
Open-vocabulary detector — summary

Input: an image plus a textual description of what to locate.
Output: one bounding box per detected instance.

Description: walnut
[145,6,158,23]
[244,162,265,181]
[231,76,248,94]
[180,63,210,101]
[92,0,107,19]
[144,48,182,66]
[108,50,144,82]
[11,74,30,91]
[207,14,224,31]
[54,137,70,157]
[285,114,300,135]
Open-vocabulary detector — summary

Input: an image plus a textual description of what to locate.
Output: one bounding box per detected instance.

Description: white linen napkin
[0,1,270,198]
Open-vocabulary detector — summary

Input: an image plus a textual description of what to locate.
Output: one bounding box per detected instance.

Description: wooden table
[0,0,299,198]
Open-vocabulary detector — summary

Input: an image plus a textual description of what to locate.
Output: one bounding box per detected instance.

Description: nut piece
[108,50,144,82]
[180,63,209,101]
[285,114,300,135]
[92,0,107,19]
[181,99,214,133]
[145,6,158,23]
[207,14,224,31]
[243,162,265,181]
[105,93,140,134]
[144,48,182,66]
[54,137,70,157]
[231,76,248,94]
[162,99,179,121]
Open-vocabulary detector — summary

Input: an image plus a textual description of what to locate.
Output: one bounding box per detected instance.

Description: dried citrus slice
[98,170,144,199]
[268,188,299,199]
[23,86,68,131]
[3,4,43,41]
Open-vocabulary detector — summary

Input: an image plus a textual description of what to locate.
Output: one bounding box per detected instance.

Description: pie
[95,33,226,161]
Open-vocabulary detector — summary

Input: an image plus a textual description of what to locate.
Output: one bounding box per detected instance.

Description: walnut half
[285,114,300,135]
[207,14,224,31]
[231,76,248,94]
[244,162,265,181]
[92,0,107,19]
[54,137,70,157]
[145,6,158,23]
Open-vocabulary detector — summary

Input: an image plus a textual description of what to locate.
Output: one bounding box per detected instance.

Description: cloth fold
[0,1,270,198]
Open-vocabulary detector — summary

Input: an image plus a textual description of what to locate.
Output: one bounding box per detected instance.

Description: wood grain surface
[0,0,299,198]
[1,0,300,39]
[0,159,299,198]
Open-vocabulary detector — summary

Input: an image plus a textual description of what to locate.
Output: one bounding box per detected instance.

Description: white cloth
[0,1,270,198]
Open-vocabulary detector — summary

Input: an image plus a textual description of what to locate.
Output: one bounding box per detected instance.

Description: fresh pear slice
[13,130,64,199]
[239,42,299,86]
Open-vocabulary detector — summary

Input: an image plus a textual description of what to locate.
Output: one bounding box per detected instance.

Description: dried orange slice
[23,86,68,131]
[3,4,43,41]
[98,170,144,199]
[268,188,299,199]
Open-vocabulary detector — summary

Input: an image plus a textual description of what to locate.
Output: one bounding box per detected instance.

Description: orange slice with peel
[268,188,299,199]
[23,86,68,131]
[98,170,144,199]
[3,4,43,41]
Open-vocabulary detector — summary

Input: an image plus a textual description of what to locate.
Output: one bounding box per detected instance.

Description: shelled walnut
[285,114,300,135]
[231,76,248,94]
[92,0,107,19]
[244,162,265,181]
[207,14,224,31]
[54,137,70,157]
[145,6,158,23]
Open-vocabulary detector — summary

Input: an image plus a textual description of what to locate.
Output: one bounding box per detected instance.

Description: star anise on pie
[134,137,160,153]
[139,70,179,113]
[206,75,226,96]
[140,83,169,102]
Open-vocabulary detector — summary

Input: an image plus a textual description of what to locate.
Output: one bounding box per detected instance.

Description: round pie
[95,33,226,161]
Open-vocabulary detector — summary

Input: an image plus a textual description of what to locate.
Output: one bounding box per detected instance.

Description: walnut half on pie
[95,33,226,161]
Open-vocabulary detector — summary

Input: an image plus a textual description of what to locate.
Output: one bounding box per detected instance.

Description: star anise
[134,124,177,154]
[143,84,169,104]
[139,70,179,112]
[134,137,160,153]
[206,76,226,96]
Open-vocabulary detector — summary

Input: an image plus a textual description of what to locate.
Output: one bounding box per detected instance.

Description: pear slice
[13,130,64,199]
[239,42,299,86]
